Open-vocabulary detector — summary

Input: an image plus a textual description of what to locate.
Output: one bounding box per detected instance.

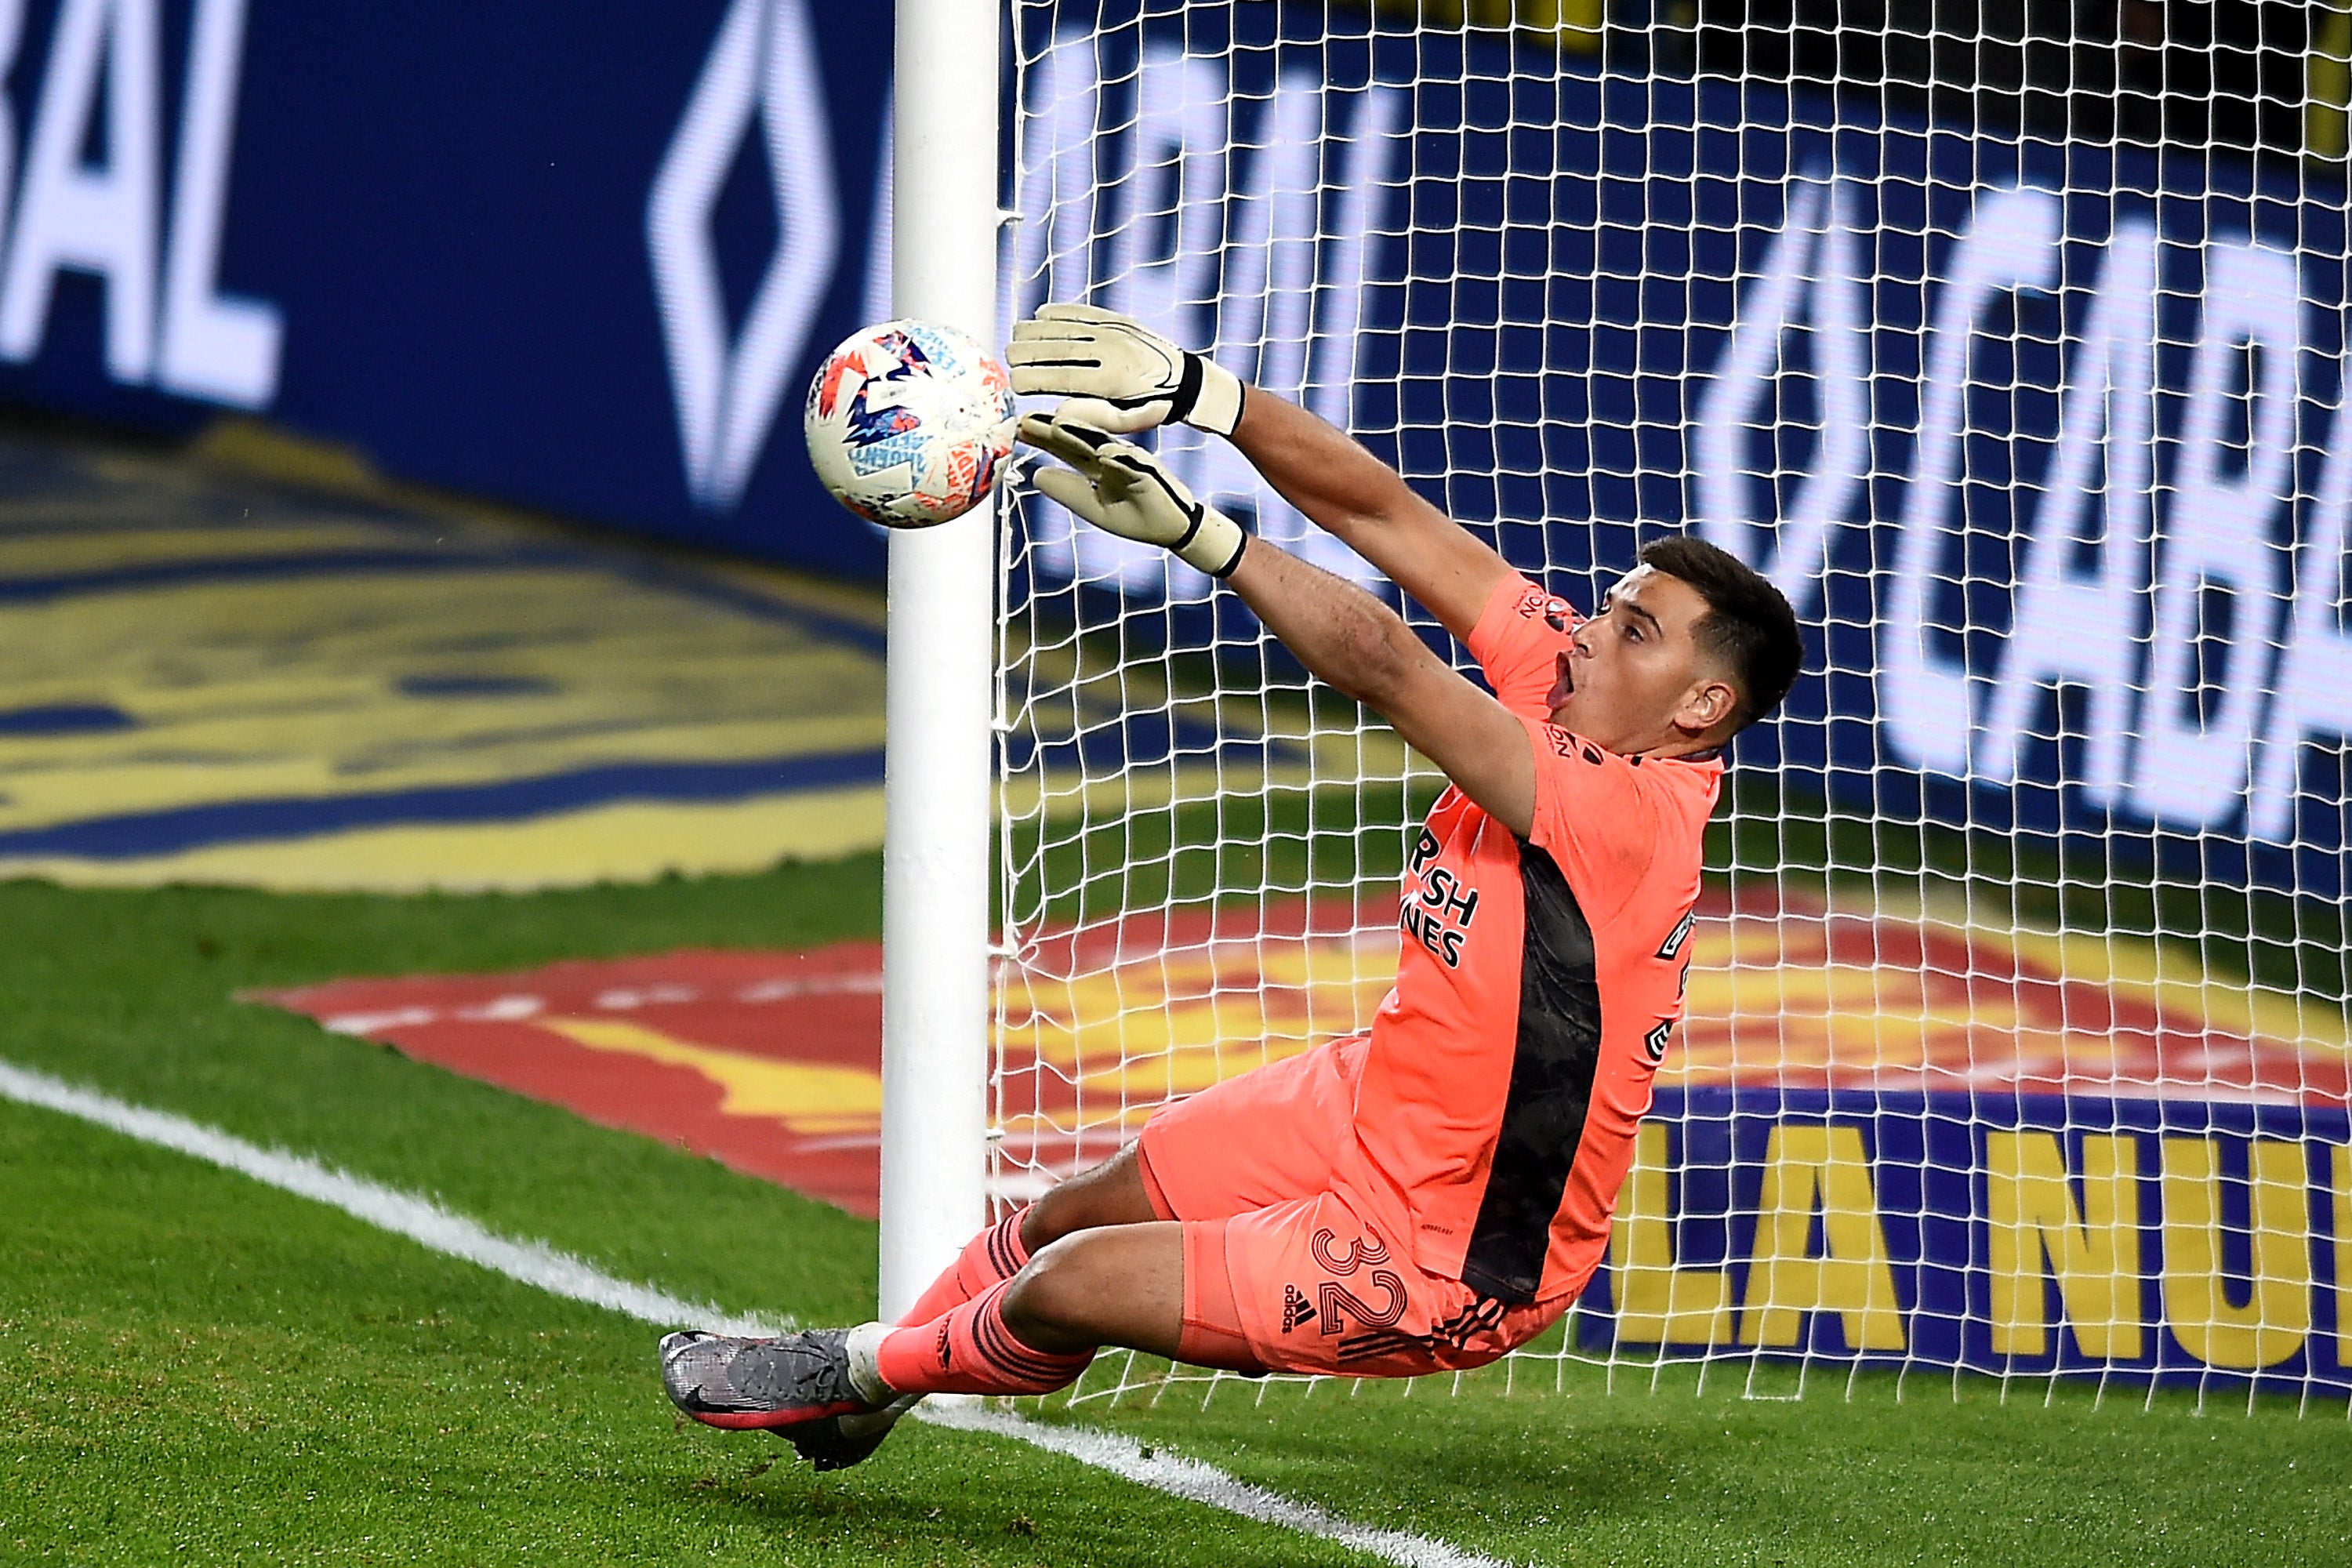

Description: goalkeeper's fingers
[1029,462,1109,525]
[1009,315,1109,352]
[1051,395,1160,434]
[1009,340,1172,432]
[1006,354,1125,397]
[1030,300,1136,328]
[1007,325,1106,368]
[1016,412,1112,470]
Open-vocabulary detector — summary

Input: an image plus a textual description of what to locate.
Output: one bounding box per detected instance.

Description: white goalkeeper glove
[1018,412,1248,579]
[1007,303,1247,437]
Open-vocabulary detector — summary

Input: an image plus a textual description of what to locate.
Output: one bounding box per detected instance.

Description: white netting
[991,1,2352,1410]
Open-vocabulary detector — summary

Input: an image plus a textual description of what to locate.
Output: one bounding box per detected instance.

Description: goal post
[877,0,1003,1322]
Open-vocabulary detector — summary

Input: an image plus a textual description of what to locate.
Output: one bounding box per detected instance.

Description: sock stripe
[970,1310,1039,1379]
[972,1290,1090,1385]
[985,1214,1025,1280]
[975,1308,1076,1382]
[976,1327,1081,1388]
[877,1282,1094,1399]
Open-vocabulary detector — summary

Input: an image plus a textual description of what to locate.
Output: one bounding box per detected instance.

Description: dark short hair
[1638,535,1804,733]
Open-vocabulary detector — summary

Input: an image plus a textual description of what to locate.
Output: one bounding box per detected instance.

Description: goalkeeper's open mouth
[1545,649,1576,713]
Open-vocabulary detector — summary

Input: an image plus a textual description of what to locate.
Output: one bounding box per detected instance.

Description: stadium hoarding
[1011,3,2352,902]
[0,2,2341,890]
[257,891,2352,1399]
[1586,880,2352,1397]
[0,0,899,572]
[1586,1087,2352,1399]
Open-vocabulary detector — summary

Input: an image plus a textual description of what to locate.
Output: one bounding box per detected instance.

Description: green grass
[1035,1351,2347,1567]
[0,865,891,1323]
[0,1098,1356,1567]
[2,863,2347,1566]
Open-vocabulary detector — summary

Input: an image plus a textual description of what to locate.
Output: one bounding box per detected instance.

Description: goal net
[990,0,2352,1406]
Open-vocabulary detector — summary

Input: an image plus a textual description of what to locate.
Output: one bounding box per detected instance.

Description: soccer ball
[803,320,1016,527]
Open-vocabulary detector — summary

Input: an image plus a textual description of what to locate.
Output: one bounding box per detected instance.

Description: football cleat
[781,1394,923,1472]
[659,1327,875,1431]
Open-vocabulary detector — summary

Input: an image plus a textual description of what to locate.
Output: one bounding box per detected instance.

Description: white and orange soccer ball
[803,320,1016,527]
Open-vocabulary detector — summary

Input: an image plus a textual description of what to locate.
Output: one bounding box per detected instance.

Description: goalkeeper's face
[1543,566,1742,757]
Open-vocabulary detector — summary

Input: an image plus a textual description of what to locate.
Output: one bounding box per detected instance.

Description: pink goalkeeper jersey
[1350,573,1722,1305]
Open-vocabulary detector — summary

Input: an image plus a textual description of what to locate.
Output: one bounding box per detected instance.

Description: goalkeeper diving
[660,303,1804,1469]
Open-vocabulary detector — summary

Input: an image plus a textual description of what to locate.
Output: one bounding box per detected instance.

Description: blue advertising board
[0,0,898,574]
[1,2,2345,898]
[1010,3,2352,902]
[1583,1088,2351,1396]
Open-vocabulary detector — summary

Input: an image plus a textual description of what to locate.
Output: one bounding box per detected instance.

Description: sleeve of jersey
[1464,573,1580,721]
[1516,716,1657,925]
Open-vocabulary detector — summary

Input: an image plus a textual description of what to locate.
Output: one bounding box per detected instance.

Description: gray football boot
[659,1328,873,1432]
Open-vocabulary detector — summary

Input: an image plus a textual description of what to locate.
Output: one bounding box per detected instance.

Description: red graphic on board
[253,946,891,1216]
[250,891,2349,1218]
[247,899,1393,1219]
[1670,885,2352,1108]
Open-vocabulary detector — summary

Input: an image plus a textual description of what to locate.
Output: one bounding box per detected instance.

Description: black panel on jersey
[1458,837,1605,1305]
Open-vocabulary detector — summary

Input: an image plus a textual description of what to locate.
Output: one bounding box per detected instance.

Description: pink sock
[876,1281,1093,1396]
[895,1211,1031,1327]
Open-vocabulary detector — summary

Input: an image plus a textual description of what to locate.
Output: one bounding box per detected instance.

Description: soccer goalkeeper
[661,303,1803,1469]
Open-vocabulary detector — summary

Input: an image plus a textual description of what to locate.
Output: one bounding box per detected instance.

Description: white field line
[0,1060,787,1340]
[918,1401,1510,1568]
[0,1059,1510,1568]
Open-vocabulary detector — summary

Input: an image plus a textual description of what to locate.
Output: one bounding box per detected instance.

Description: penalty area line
[0,1059,1508,1568]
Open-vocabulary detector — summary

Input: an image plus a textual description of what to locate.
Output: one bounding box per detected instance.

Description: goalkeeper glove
[1018,412,1248,579]
[1007,303,1246,437]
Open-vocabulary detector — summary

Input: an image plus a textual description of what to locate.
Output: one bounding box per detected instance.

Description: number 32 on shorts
[1304,1226,1406,1337]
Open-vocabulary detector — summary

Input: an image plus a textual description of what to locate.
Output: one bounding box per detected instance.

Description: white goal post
[878,0,1003,1320]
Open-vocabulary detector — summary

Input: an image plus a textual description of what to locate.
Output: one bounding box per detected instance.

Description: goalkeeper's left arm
[1019,412,1537,837]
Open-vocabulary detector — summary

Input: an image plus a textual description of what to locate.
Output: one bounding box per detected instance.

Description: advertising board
[0,0,896,572]
[1594,1088,2351,1396]
[2,2,2343,898]
[1012,7,2352,901]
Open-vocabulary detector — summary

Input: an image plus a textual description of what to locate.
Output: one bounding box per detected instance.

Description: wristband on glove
[1173,354,1246,437]
[1160,480,1248,578]
[1018,414,1250,579]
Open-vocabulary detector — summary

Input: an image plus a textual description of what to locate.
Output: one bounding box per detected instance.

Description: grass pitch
[1,866,2345,1566]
